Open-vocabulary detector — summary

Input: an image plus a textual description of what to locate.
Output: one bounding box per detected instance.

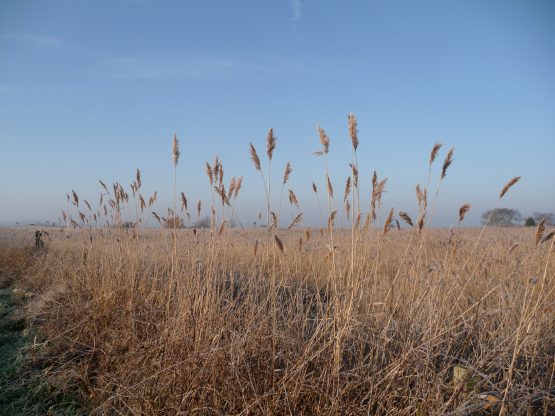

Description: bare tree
[532,212,555,226]
[481,208,522,226]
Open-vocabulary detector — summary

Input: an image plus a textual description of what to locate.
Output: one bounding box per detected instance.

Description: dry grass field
[1,129,554,415]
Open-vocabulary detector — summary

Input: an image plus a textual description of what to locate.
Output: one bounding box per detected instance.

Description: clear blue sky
[1,0,553,227]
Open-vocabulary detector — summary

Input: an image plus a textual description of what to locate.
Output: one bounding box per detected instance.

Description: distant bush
[524,217,536,227]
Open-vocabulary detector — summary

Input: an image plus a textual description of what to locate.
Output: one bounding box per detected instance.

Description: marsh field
[1,133,554,415]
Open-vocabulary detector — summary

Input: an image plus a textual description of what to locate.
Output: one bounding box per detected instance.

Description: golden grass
[1,117,554,415]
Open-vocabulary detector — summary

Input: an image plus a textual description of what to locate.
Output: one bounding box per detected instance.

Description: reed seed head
[430,143,442,165]
[344,176,352,202]
[348,112,359,150]
[266,128,277,160]
[458,203,471,223]
[535,218,545,246]
[383,208,394,236]
[399,211,414,227]
[500,176,521,199]
[283,161,292,185]
[274,235,285,253]
[249,143,261,171]
[172,134,180,166]
[441,147,454,179]
[317,126,330,154]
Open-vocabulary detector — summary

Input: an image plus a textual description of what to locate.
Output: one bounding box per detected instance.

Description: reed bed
[1,116,554,415]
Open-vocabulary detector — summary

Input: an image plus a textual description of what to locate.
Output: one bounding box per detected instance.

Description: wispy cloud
[105,56,308,81]
[291,0,302,22]
[0,33,66,49]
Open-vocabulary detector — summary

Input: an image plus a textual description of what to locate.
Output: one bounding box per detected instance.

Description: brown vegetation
[1,117,554,415]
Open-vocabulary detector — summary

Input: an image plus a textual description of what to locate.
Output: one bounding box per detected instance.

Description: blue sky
[0,0,553,227]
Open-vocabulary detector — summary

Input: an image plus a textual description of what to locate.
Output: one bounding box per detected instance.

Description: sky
[0,0,554,227]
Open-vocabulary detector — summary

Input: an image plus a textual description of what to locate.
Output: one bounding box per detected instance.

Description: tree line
[481,209,555,227]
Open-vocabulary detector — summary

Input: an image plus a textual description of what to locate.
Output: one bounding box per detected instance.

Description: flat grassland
[1,224,554,415]
[1,132,554,414]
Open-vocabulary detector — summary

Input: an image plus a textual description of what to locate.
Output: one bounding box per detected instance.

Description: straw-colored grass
[1,117,554,415]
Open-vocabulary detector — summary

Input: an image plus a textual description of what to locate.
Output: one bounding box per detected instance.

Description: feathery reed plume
[355,212,361,230]
[383,208,394,236]
[249,143,261,171]
[205,162,214,185]
[136,169,141,189]
[151,212,162,225]
[197,200,201,218]
[344,176,351,202]
[218,164,224,185]
[218,220,227,236]
[283,161,292,185]
[312,182,318,193]
[441,147,454,179]
[458,204,471,223]
[328,210,337,229]
[345,200,351,220]
[415,184,427,210]
[139,194,146,212]
[148,191,157,208]
[399,211,414,227]
[288,189,299,208]
[418,212,426,233]
[430,143,442,165]
[274,235,284,253]
[213,156,220,180]
[172,134,180,166]
[348,112,359,150]
[541,231,555,244]
[270,212,278,229]
[371,177,387,220]
[500,176,521,199]
[234,176,243,199]
[349,163,359,187]
[326,175,333,199]
[317,126,330,154]
[99,180,108,193]
[266,128,276,160]
[72,190,79,207]
[84,200,91,211]
[181,192,188,212]
[536,218,546,246]
[287,213,303,230]
[305,226,311,241]
[228,177,236,200]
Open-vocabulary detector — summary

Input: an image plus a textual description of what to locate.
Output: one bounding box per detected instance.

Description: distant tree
[532,212,555,226]
[481,208,522,226]
[193,216,211,229]
[524,217,536,227]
